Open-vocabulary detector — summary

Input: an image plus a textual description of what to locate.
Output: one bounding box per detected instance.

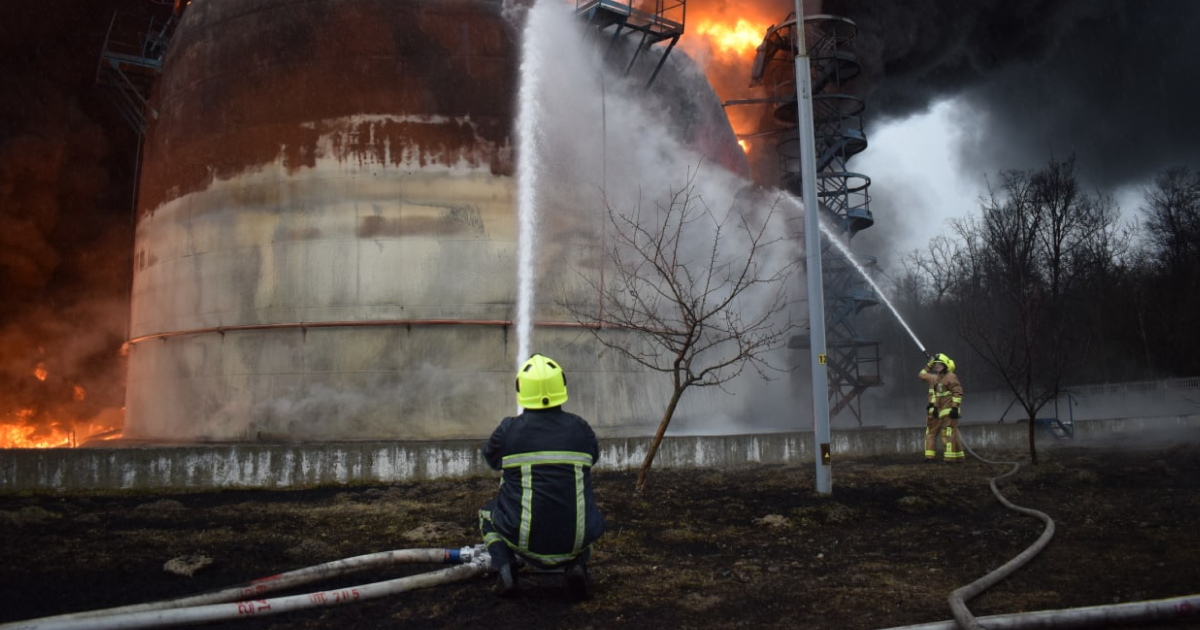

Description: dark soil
[2,444,1198,630]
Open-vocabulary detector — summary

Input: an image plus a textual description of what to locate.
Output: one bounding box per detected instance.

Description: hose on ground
[7,546,482,626]
[947,438,1056,630]
[878,593,1200,630]
[0,546,490,630]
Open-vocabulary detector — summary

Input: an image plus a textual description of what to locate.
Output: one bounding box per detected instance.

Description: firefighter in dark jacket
[919,352,965,463]
[478,353,606,600]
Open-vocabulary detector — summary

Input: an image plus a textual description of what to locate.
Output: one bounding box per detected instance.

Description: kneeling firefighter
[478,353,606,599]
[919,353,965,462]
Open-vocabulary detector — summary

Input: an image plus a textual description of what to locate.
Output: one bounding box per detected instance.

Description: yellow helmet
[932,353,956,373]
[515,354,568,409]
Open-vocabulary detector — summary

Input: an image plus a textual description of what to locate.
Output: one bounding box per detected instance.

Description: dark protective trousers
[924,414,946,459]
[925,414,964,461]
[480,498,591,571]
[943,417,964,461]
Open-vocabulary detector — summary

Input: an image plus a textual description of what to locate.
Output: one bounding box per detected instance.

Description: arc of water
[816,219,927,354]
[783,194,927,354]
[514,0,551,369]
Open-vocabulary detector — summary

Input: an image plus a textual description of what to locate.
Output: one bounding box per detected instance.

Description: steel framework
[575,0,685,88]
[95,6,180,135]
[728,13,882,425]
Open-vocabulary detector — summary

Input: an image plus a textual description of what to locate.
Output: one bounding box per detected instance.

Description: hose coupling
[457,544,490,566]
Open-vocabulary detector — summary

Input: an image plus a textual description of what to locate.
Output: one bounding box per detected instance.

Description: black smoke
[0,1,164,441]
[823,0,1200,190]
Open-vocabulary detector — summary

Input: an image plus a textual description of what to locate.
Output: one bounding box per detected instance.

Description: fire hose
[916,437,1199,630]
[946,439,1056,629]
[877,593,1200,630]
[0,545,491,630]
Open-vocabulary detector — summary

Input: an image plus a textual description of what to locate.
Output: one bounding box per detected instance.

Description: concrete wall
[2,415,1197,494]
[965,377,1200,423]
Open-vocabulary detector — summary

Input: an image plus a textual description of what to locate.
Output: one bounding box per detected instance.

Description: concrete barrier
[2,415,1196,493]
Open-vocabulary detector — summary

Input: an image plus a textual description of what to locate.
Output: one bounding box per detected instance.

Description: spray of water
[506,1,804,427]
[817,219,927,355]
[781,194,927,354]
[514,0,551,370]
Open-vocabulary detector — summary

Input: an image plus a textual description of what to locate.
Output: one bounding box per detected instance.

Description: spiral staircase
[731,12,883,424]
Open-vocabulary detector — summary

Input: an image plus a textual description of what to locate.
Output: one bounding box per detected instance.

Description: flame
[692,18,770,58]
[34,363,48,381]
[1,410,69,448]
[92,429,125,442]
[2,405,123,448]
[0,417,122,448]
[677,11,775,165]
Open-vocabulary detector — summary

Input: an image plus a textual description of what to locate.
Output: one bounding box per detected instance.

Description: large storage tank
[125,0,750,442]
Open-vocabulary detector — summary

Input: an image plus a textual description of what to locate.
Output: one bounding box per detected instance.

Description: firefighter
[919,353,965,463]
[478,353,606,600]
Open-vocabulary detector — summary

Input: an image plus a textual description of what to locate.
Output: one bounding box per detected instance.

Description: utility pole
[794,0,832,495]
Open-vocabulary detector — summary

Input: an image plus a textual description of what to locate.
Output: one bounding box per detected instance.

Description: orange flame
[678,12,774,162]
[2,403,123,448]
[34,363,48,381]
[692,18,770,58]
[1,410,70,448]
[0,416,122,448]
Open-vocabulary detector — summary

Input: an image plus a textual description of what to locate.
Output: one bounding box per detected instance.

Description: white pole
[793,0,832,495]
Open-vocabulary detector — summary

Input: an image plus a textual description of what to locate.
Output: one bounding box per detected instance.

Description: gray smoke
[823,0,1200,190]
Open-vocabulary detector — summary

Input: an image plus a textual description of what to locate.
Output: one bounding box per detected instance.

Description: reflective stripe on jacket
[918,368,963,418]
[483,408,605,563]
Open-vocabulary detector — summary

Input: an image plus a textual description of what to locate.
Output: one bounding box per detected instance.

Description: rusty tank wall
[125,0,752,442]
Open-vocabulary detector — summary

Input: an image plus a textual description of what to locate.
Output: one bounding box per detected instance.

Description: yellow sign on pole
[818,353,826,365]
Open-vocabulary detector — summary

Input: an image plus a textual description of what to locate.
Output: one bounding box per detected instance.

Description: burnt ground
[2,444,1198,630]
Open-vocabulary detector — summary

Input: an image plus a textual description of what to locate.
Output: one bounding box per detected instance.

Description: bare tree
[946,157,1120,463]
[1142,166,1200,271]
[1137,166,1200,374]
[565,174,798,492]
[902,235,961,305]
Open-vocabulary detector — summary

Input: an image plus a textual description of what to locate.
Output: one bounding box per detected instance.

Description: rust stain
[138,0,522,217]
[357,204,486,239]
[326,118,501,172]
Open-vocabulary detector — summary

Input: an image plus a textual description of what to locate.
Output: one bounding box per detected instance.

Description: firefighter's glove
[949,408,960,419]
[926,403,936,415]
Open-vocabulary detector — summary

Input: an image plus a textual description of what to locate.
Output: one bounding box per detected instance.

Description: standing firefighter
[478,353,606,600]
[919,353,965,463]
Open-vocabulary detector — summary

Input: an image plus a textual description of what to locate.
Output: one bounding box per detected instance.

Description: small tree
[946,157,1120,463]
[566,174,798,492]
